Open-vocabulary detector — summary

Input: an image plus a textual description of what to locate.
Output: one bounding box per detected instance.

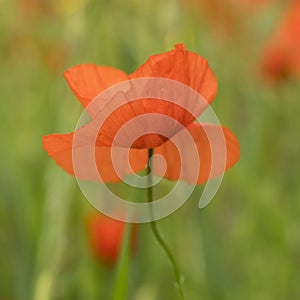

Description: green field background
[1,1,300,299]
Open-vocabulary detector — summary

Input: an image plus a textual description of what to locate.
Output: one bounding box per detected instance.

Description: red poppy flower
[261,0,300,81]
[43,44,239,184]
[86,213,137,265]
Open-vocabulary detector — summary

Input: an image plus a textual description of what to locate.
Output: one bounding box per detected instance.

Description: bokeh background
[1,0,300,299]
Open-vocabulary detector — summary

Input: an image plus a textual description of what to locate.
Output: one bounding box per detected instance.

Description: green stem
[147,149,185,300]
[111,223,131,300]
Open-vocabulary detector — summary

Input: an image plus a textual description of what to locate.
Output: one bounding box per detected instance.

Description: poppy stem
[147,148,185,300]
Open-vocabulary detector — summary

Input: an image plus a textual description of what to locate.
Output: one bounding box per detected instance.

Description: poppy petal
[86,76,211,149]
[63,64,129,114]
[42,132,148,182]
[129,44,218,106]
[91,97,199,149]
[153,123,240,184]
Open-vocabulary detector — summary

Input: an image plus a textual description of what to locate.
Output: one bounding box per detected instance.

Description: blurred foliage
[0,0,300,299]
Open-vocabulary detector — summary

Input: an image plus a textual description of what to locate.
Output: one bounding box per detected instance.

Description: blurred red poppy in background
[86,213,137,265]
[261,0,300,82]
